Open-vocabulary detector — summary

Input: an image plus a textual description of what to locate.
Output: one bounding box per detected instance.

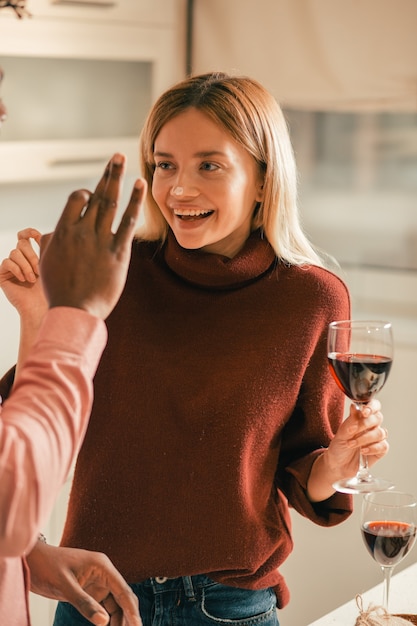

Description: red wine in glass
[327,320,394,494]
[328,353,392,404]
[362,521,416,567]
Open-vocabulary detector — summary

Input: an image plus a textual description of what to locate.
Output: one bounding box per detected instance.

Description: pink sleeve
[0,307,107,557]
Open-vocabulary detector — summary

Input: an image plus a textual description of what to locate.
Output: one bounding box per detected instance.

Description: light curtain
[193,0,417,111]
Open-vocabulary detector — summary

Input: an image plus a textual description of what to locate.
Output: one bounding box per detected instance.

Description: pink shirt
[0,307,107,625]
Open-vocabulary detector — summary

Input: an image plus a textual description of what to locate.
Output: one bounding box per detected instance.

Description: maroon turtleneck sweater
[55,230,352,608]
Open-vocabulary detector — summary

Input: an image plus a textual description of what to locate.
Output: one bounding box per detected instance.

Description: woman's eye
[201,162,219,172]
[155,161,173,170]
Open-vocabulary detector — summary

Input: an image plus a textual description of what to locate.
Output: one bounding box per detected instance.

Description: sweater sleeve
[0,307,107,557]
[277,269,353,526]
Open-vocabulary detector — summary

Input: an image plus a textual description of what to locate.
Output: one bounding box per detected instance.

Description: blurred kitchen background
[1,1,417,624]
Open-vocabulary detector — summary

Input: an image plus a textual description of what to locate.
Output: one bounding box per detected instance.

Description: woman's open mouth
[173,208,214,221]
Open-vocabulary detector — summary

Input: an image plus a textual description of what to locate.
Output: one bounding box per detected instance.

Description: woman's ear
[255,180,265,203]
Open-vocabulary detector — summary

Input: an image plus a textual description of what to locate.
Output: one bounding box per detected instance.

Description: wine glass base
[333,476,395,495]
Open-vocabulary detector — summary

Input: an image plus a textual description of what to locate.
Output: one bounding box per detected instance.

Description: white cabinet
[0,52,154,183]
[0,0,184,182]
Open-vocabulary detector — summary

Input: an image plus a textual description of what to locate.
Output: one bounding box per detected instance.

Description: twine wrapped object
[355,596,417,625]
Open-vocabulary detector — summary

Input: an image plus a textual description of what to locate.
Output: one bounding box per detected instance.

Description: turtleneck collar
[164,229,277,289]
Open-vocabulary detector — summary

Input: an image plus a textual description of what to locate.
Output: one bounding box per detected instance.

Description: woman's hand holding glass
[308,398,389,502]
[329,399,388,480]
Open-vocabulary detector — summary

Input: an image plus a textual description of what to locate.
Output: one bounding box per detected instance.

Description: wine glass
[327,320,394,494]
[361,490,417,610]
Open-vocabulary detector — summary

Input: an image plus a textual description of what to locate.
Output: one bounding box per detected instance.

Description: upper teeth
[174,209,212,217]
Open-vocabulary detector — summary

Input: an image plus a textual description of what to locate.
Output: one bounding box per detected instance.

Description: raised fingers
[54,189,92,230]
[55,154,127,234]
[113,179,147,250]
[87,153,126,233]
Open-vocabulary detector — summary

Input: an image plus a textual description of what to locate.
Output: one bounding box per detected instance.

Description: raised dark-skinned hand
[40,153,146,320]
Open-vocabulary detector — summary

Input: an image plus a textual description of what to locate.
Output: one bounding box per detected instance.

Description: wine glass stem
[355,403,372,482]
[381,566,393,610]
[358,453,370,477]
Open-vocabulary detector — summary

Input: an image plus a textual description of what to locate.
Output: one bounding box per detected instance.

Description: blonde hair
[137,71,323,267]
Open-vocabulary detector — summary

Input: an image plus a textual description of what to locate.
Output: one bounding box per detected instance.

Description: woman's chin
[171,225,213,251]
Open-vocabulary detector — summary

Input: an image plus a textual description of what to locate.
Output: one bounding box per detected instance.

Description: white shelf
[0,137,140,183]
[1,0,177,26]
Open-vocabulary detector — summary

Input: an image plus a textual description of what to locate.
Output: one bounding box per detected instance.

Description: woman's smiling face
[152,107,264,258]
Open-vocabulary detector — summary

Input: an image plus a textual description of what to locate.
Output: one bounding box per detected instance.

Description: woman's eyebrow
[195,150,227,158]
[153,150,227,158]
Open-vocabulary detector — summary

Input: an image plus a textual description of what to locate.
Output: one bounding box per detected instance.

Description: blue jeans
[53,574,279,626]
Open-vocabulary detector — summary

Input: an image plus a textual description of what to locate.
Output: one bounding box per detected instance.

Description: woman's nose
[170,175,198,198]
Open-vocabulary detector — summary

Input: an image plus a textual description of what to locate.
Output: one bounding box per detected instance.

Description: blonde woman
[6,73,389,626]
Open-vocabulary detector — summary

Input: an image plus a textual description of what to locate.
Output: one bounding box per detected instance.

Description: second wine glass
[327,320,394,494]
[361,490,417,610]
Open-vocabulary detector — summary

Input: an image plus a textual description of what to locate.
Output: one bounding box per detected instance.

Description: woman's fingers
[0,229,42,283]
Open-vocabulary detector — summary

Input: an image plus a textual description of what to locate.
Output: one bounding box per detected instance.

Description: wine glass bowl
[327,320,394,494]
[361,490,417,610]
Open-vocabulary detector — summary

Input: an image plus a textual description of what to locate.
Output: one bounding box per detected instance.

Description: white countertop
[307,562,417,625]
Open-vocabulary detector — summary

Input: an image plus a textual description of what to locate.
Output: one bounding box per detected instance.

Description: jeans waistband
[144,574,214,599]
